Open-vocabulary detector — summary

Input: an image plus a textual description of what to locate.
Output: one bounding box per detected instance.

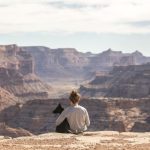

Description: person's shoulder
[64,106,75,112]
[78,105,87,111]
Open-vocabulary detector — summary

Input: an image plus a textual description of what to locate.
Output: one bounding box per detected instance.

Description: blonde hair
[69,91,80,104]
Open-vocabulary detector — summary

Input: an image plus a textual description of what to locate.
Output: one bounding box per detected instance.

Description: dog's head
[53,103,64,114]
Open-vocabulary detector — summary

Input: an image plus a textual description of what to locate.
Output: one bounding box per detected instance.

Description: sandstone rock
[0,98,149,135]
[0,87,19,111]
[0,123,33,138]
[22,46,90,79]
[0,131,150,150]
[21,46,150,80]
[80,63,150,98]
[0,68,51,101]
[0,44,34,75]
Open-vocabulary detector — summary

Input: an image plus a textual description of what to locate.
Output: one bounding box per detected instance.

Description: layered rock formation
[22,46,150,80]
[0,87,19,111]
[0,44,34,75]
[0,67,51,101]
[22,46,90,79]
[80,63,150,98]
[0,44,52,101]
[1,44,150,82]
[0,98,149,136]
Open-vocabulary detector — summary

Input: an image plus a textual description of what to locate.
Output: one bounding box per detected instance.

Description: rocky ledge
[0,131,150,150]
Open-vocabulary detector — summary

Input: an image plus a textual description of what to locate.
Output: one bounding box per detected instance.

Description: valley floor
[0,131,150,150]
[48,80,80,98]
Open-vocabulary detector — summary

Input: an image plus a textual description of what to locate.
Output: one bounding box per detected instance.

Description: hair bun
[69,91,80,104]
[71,91,77,96]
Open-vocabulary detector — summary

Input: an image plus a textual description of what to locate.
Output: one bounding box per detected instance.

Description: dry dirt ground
[0,131,150,150]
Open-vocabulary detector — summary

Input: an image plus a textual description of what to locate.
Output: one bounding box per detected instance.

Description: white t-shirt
[56,104,90,132]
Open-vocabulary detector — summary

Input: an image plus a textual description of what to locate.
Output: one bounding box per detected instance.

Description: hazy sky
[0,0,150,56]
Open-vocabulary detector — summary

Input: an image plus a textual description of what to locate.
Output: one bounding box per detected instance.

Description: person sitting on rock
[56,91,90,134]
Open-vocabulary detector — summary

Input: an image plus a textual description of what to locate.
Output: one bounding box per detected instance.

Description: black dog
[53,103,70,133]
[53,103,64,114]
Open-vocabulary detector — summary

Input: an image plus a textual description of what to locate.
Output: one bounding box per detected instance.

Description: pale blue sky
[0,0,150,56]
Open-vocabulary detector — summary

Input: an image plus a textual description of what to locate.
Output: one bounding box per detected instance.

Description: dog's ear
[53,103,64,114]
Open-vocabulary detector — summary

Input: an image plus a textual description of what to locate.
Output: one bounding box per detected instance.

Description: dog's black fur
[53,103,64,114]
[53,103,70,133]
[146,116,150,124]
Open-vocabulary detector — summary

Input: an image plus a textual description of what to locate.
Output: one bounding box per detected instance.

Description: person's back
[56,91,90,133]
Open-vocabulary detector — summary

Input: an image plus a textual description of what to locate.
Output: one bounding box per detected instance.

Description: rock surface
[0,98,149,135]
[0,87,19,111]
[22,46,150,80]
[0,45,52,101]
[22,46,90,79]
[0,67,51,101]
[0,131,150,150]
[0,123,33,138]
[0,44,33,75]
[80,63,150,98]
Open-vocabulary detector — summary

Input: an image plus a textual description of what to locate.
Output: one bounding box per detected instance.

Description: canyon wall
[22,46,90,79]
[0,44,34,75]
[0,87,19,111]
[0,67,51,101]
[0,98,149,136]
[22,46,150,80]
[1,44,150,82]
[0,44,52,101]
[80,63,150,98]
